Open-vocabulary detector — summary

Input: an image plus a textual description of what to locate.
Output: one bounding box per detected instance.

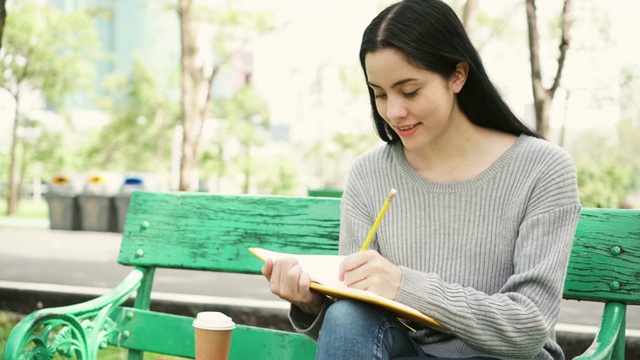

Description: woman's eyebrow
[368,78,418,89]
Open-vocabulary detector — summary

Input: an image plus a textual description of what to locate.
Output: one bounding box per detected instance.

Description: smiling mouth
[397,124,418,131]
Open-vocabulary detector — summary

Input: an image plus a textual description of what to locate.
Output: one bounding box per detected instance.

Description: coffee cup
[193,312,235,360]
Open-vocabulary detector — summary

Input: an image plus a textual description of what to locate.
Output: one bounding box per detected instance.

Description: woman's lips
[395,123,420,137]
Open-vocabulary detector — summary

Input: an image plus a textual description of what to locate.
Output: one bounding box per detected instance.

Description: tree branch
[525,0,543,96]
[475,4,522,52]
[549,0,572,96]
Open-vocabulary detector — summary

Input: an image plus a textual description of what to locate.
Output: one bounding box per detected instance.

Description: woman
[261,0,581,358]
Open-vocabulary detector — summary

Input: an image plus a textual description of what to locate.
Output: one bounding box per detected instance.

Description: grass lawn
[0,311,189,359]
[0,198,49,218]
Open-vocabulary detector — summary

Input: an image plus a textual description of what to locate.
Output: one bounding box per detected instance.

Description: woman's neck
[404,124,517,183]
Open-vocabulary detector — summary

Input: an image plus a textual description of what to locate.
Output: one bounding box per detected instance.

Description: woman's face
[365,48,466,152]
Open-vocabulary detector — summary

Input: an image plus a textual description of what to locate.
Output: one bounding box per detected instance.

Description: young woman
[261,0,581,359]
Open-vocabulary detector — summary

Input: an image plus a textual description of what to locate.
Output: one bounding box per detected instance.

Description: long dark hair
[359,0,541,143]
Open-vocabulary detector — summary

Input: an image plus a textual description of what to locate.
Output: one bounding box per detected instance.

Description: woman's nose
[385,97,408,121]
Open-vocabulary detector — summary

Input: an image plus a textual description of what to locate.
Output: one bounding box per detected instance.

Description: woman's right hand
[261,257,325,315]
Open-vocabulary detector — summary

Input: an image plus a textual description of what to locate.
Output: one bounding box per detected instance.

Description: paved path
[1,226,638,333]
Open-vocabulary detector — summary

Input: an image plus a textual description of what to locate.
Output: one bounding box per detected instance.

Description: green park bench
[3,191,639,359]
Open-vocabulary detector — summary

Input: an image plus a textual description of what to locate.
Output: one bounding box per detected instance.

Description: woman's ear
[450,62,469,94]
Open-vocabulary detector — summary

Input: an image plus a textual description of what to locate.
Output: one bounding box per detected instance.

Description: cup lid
[193,312,236,330]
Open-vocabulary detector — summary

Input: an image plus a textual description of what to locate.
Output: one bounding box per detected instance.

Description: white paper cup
[193,312,235,360]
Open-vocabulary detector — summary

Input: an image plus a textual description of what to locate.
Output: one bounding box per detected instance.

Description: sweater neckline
[391,134,528,193]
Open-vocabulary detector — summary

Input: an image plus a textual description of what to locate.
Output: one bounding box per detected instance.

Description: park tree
[80,56,177,173]
[0,3,98,215]
[456,0,574,137]
[209,84,270,194]
[177,0,276,191]
[525,0,573,137]
[16,118,67,199]
[570,65,640,208]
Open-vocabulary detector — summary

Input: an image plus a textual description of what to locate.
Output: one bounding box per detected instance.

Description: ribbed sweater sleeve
[336,135,581,359]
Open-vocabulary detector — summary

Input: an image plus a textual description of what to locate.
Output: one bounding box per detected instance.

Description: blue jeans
[316,299,497,360]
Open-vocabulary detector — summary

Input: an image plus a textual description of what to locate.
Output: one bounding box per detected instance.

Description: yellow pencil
[360,189,397,251]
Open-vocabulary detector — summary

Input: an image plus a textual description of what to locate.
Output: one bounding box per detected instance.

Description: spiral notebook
[248,247,445,330]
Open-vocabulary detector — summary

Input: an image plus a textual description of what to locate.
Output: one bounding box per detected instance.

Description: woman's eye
[403,90,419,98]
[374,93,387,100]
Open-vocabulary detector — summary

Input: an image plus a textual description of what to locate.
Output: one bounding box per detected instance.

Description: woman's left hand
[338,250,402,300]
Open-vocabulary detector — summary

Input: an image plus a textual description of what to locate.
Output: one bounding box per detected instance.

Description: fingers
[261,258,274,280]
[340,250,380,284]
[339,250,401,299]
[261,257,324,315]
[266,258,309,300]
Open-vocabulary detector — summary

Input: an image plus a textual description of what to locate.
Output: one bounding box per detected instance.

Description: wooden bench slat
[118,192,340,273]
[564,208,640,304]
[109,307,317,359]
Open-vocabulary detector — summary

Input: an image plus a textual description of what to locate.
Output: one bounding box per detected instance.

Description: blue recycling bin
[114,175,146,233]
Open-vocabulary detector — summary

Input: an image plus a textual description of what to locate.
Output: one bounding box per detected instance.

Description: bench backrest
[564,208,640,304]
[119,191,640,304]
[118,191,341,274]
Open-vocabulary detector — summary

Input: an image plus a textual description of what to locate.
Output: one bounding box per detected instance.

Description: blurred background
[1,0,639,222]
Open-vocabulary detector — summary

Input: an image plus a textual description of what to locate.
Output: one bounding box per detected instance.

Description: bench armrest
[572,302,626,360]
[3,268,147,360]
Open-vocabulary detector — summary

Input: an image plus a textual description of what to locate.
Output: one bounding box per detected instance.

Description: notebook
[248,247,445,330]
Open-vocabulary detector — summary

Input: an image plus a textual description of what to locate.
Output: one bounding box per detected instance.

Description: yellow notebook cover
[248,247,445,330]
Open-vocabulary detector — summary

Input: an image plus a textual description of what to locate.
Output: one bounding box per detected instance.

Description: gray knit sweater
[290,135,581,359]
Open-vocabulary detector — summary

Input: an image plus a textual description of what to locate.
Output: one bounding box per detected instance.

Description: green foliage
[1,311,188,359]
[339,65,367,100]
[254,155,300,195]
[616,115,640,191]
[207,84,272,193]
[195,4,277,61]
[214,84,270,127]
[332,132,380,159]
[620,65,640,118]
[576,157,631,208]
[18,117,69,184]
[0,2,99,214]
[571,129,637,208]
[78,55,178,172]
[0,311,21,351]
[0,3,99,106]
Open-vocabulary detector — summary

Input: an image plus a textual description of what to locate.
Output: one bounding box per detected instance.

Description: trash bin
[44,173,83,230]
[77,172,121,232]
[113,174,146,233]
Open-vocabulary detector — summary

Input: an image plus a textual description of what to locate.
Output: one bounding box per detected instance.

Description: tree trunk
[242,147,251,194]
[462,0,478,33]
[178,0,199,191]
[0,0,6,51]
[525,0,572,139]
[6,95,20,216]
